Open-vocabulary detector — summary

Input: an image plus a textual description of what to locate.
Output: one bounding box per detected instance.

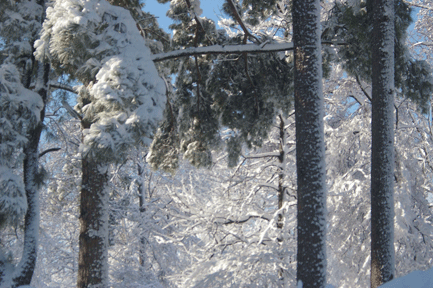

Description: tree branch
[185,0,214,45]
[151,41,345,62]
[152,42,293,62]
[403,0,433,11]
[226,0,260,44]
[39,147,61,158]
[49,83,76,93]
[354,73,372,102]
[221,215,270,225]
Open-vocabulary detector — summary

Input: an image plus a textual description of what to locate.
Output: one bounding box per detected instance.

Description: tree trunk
[11,61,49,287]
[293,1,327,287]
[370,0,395,287]
[138,163,147,270]
[277,115,285,282]
[77,153,109,288]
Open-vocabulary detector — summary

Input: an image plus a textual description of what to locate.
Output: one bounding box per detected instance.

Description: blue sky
[143,0,223,32]
[143,1,420,37]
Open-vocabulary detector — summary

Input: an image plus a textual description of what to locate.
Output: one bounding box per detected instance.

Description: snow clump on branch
[0,64,43,227]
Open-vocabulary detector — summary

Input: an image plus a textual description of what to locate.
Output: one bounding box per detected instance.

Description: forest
[1,0,433,287]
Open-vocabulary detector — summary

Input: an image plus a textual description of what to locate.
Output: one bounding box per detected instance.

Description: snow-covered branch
[403,0,433,11]
[151,42,293,62]
[151,41,346,62]
[412,42,433,47]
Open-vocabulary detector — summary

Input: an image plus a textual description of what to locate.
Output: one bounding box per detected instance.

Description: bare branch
[49,82,76,93]
[354,73,372,102]
[39,147,61,158]
[61,100,82,120]
[221,215,271,225]
[226,0,260,44]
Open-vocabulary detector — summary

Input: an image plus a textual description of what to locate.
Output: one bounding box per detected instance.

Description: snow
[0,64,43,122]
[379,267,433,288]
[0,166,27,224]
[151,42,295,62]
[189,0,202,16]
[0,63,43,226]
[36,0,166,160]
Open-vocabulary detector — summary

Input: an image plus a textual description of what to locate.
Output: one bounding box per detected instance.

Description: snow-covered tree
[0,0,50,285]
[0,64,42,229]
[35,0,166,285]
[148,0,296,170]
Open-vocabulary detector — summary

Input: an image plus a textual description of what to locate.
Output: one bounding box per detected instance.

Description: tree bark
[277,115,285,282]
[77,152,109,288]
[370,0,395,287]
[293,1,327,287]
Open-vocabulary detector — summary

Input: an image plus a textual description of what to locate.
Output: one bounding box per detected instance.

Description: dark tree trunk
[138,163,147,270]
[11,61,50,287]
[370,0,395,287]
[293,0,327,287]
[277,115,285,282]
[77,153,109,288]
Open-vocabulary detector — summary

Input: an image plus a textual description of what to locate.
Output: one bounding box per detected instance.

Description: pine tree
[147,0,295,170]
[0,0,49,285]
[35,0,166,285]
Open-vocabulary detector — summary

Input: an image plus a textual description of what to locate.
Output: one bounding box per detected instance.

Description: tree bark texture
[370,0,395,287]
[293,1,327,287]
[77,154,109,288]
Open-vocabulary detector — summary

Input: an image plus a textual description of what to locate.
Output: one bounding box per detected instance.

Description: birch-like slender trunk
[370,0,395,287]
[293,0,327,287]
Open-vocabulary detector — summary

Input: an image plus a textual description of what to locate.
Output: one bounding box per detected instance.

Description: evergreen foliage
[148,0,295,170]
[35,0,166,163]
[325,0,433,112]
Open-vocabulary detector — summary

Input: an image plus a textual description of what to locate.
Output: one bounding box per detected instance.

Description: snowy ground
[379,266,433,288]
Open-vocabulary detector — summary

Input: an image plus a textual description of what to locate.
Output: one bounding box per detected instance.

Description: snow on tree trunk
[11,63,50,288]
[78,154,109,288]
[292,0,327,287]
[370,0,395,287]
